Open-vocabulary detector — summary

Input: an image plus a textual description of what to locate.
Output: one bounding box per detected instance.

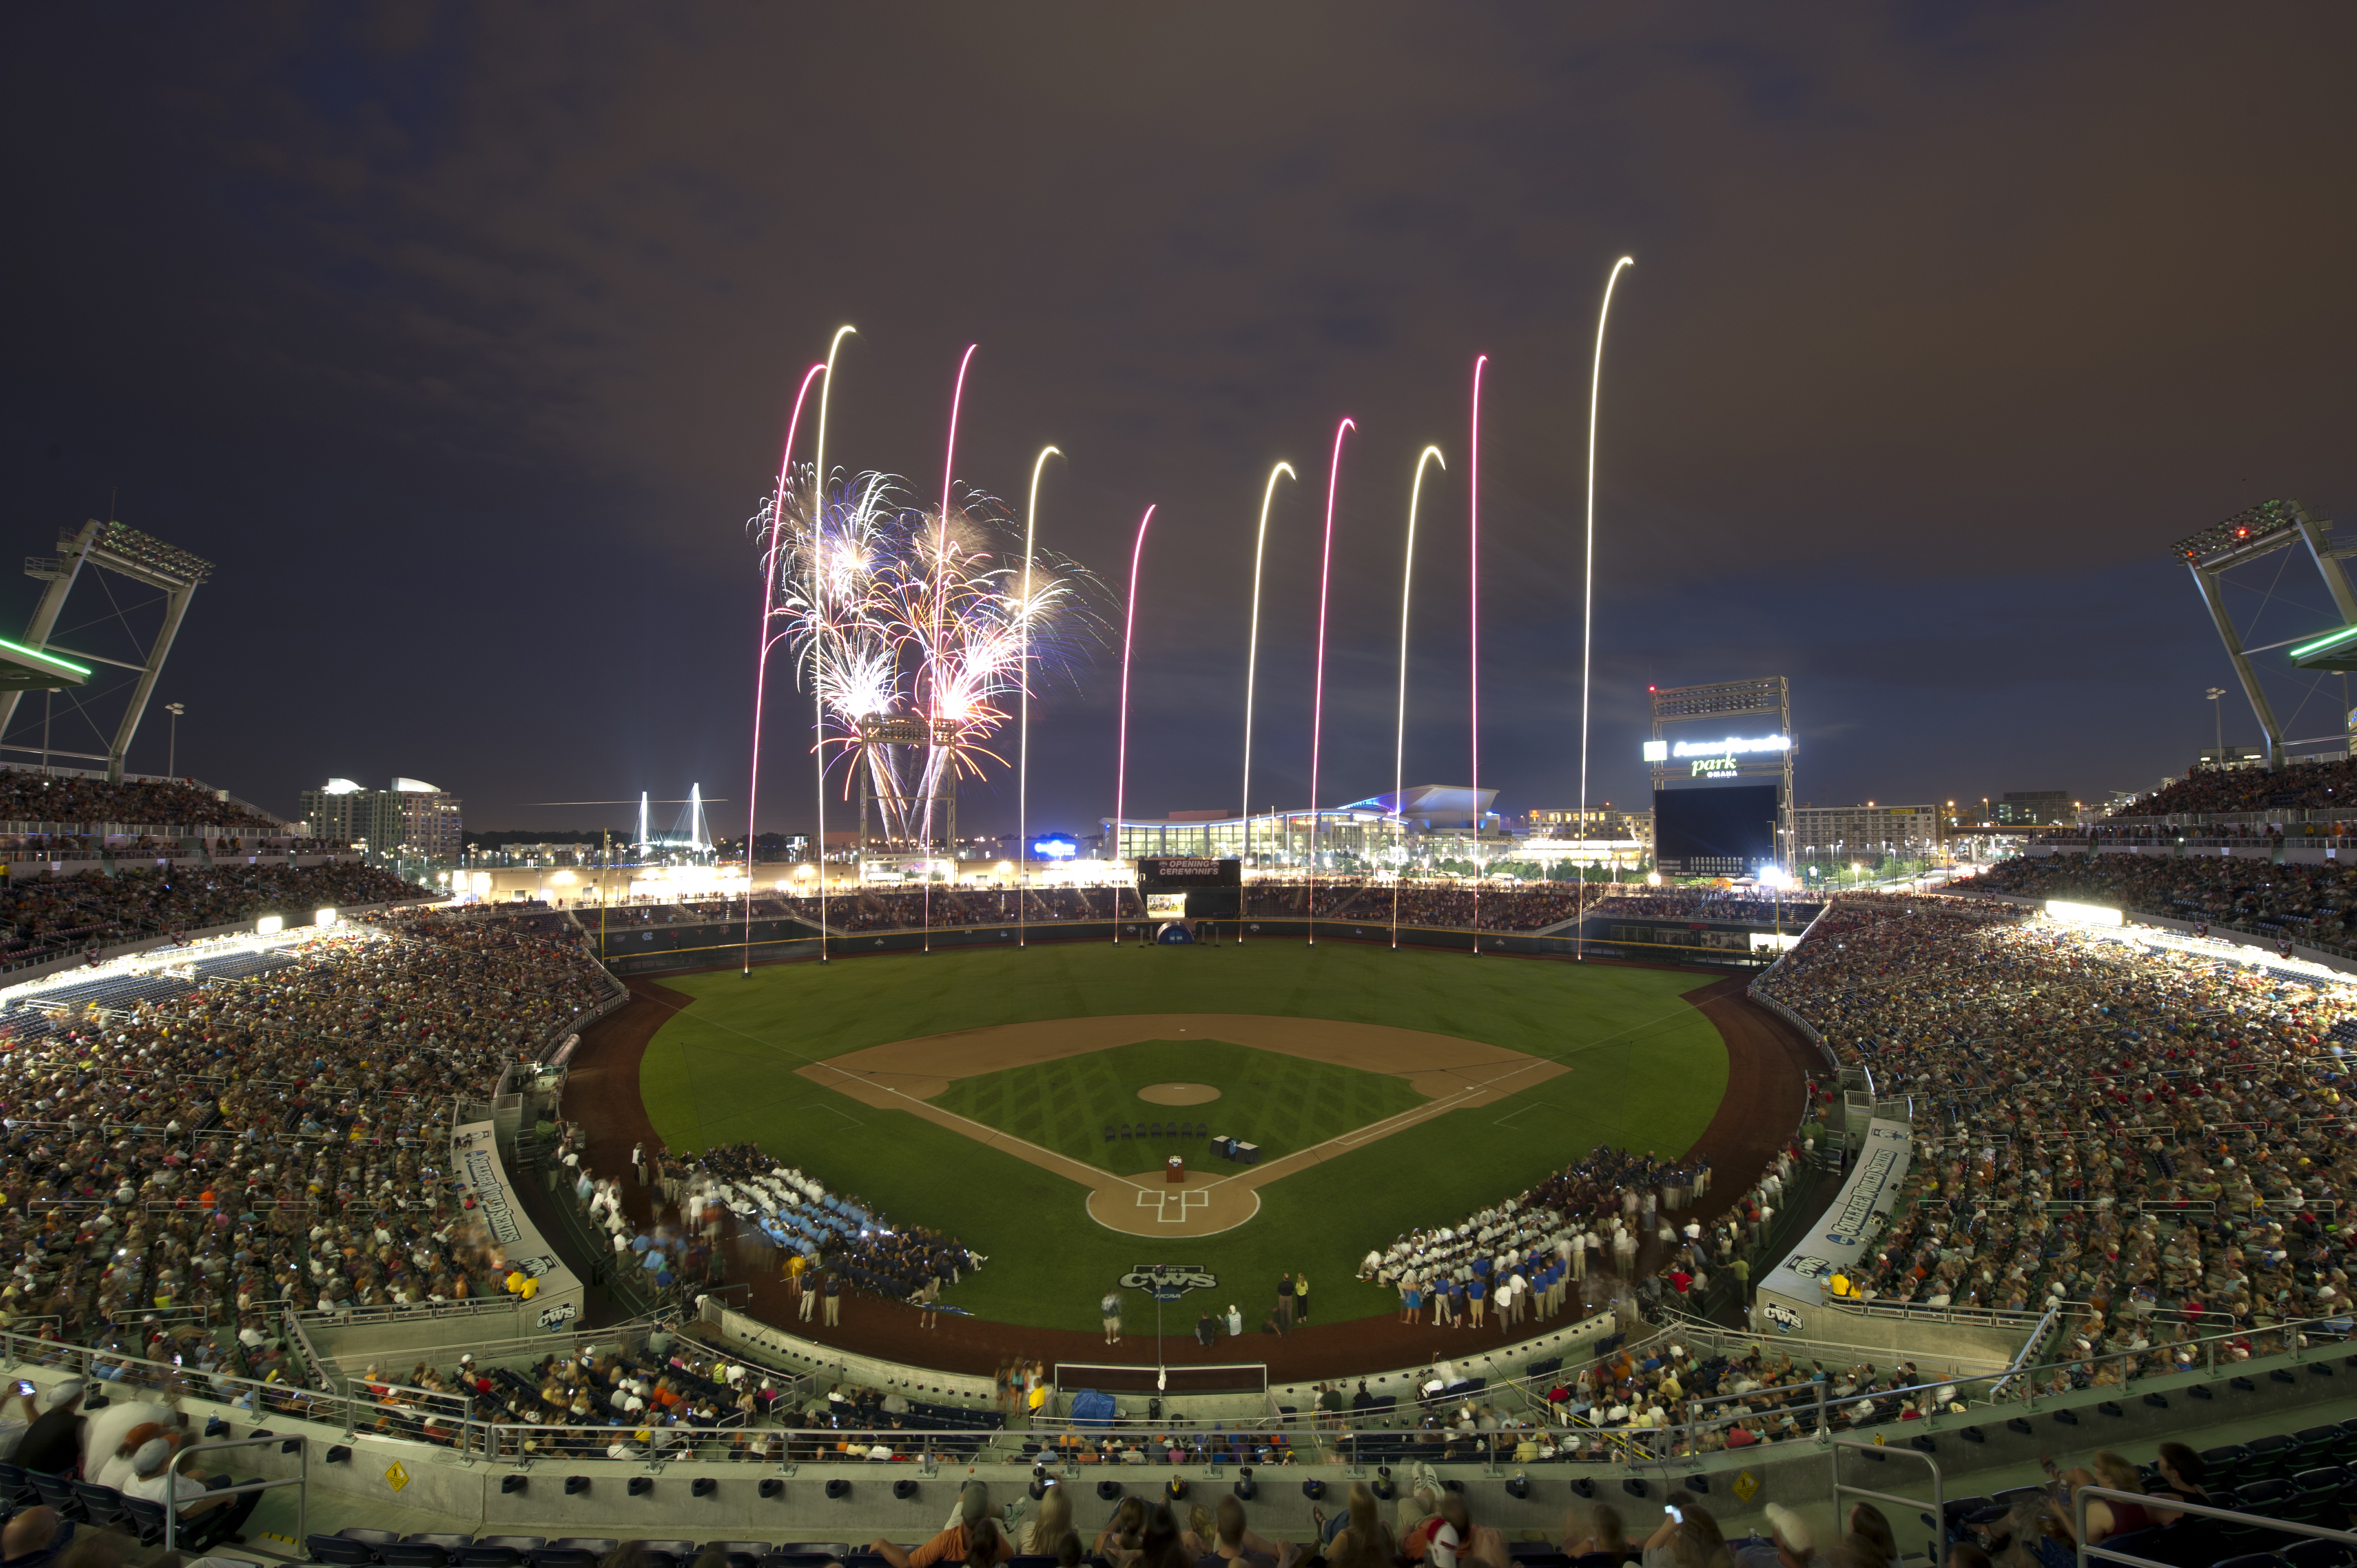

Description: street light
[163,703,184,778]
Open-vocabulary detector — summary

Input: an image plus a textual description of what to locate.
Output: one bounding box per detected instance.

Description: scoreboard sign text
[1135,857,1241,888]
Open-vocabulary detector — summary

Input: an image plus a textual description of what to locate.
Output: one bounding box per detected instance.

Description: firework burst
[752,470,1102,849]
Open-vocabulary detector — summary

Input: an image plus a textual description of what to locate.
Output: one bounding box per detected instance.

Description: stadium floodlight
[315,908,337,927]
[255,915,284,936]
[2046,899,2124,928]
[0,519,215,779]
[2172,498,2356,765]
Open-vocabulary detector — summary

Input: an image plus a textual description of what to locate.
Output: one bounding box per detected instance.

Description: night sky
[3,7,2353,838]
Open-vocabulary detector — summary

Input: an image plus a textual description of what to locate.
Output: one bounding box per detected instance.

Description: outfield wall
[595,915,1776,977]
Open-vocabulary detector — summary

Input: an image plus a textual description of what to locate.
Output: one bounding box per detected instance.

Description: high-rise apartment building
[300,777,464,860]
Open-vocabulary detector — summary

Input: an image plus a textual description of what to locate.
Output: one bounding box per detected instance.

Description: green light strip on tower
[0,637,91,679]
[2289,625,2357,661]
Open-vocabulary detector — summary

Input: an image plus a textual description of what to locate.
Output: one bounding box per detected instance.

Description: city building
[393,777,465,861]
[299,776,464,860]
[1529,805,1654,841]
[299,778,400,851]
[1791,802,1944,859]
[1995,790,2073,826]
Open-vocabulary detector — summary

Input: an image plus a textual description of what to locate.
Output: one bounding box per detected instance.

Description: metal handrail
[161,1432,308,1555]
[460,1415,1009,1465]
[2072,1483,2357,1568]
[1832,1435,1943,1568]
[343,1375,473,1437]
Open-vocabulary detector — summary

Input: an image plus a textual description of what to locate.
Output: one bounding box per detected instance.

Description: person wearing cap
[871,1481,1013,1568]
[14,1381,86,1476]
[1732,1503,1814,1568]
[124,1436,260,1549]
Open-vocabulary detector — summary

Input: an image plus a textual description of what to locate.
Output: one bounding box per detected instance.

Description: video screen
[1653,785,1779,877]
[1145,893,1189,919]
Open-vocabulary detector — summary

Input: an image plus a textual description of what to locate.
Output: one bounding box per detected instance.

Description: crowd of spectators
[2112,756,2357,818]
[1977,853,2357,955]
[1536,1338,1966,1452]
[0,768,276,831]
[1592,891,1823,924]
[557,1129,979,1317]
[1248,881,1604,931]
[384,1330,783,1458]
[790,886,1138,933]
[0,862,430,965]
[1755,891,2357,1366]
[0,910,616,1356]
[1358,1140,1811,1349]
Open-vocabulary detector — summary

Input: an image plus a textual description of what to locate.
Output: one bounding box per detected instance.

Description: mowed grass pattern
[639,942,1726,1331]
[930,1038,1429,1173]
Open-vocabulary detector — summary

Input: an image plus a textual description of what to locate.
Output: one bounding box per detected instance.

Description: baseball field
[635,940,1728,1332]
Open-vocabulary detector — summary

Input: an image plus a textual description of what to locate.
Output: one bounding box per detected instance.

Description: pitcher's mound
[1138,1082,1221,1105]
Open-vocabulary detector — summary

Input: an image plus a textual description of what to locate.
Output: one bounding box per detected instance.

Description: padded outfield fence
[592,914,1783,977]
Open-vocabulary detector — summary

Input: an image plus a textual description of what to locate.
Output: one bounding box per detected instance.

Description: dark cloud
[0,4,2350,829]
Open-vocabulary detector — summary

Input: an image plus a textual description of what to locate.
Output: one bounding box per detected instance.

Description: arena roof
[2288,622,2357,671]
[0,633,90,691]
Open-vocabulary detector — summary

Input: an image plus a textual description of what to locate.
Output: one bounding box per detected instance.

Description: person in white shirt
[125,1439,258,1550]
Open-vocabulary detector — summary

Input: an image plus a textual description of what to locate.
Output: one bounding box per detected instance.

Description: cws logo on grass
[1123,1264,1216,1299]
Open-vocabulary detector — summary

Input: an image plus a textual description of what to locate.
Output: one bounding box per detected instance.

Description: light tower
[0,519,212,781]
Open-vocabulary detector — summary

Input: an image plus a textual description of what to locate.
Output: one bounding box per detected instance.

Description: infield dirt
[799,1013,1568,1236]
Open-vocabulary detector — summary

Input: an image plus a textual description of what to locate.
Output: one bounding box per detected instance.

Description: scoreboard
[1653,785,1779,878]
[1136,857,1241,917]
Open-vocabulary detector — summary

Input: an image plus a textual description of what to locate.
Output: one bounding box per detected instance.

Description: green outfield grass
[637,941,1727,1332]
[930,1037,1429,1174]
